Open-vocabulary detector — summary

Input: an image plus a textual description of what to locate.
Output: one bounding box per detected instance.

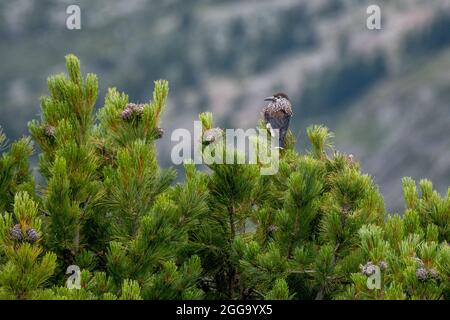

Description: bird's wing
[264,110,291,135]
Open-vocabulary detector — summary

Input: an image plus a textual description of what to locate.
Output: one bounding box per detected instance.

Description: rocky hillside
[336,47,450,211]
[1,0,450,211]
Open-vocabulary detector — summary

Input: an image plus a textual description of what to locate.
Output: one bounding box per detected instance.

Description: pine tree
[1,53,448,300]
[233,125,448,300]
[0,128,35,213]
[0,192,56,299]
[26,55,204,299]
[97,81,203,299]
[29,55,104,273]
[337,178,449,299]
[174,112,265,299]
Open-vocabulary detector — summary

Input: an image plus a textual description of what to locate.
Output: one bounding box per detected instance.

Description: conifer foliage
[0,54,448,300]
[0,128,34,214]
[0,192,56,299]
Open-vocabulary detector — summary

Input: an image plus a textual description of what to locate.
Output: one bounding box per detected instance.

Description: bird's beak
[264,96,275,102]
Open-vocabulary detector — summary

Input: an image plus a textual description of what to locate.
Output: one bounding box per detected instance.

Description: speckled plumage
[262,95,293,118]
[262,93,293,148]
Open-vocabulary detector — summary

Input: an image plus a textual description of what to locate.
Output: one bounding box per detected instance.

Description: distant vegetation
[300,53,387,117]
[1,0,450,212]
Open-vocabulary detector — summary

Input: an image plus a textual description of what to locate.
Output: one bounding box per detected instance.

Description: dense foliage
[0,55,448,300]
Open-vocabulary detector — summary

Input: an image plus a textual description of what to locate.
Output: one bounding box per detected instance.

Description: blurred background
[1,0,450,211]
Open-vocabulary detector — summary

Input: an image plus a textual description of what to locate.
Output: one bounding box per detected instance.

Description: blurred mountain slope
[1,0,450,211]
[336,47,450,211]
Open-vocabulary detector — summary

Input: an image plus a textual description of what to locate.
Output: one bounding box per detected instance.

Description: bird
[262,92,293,149]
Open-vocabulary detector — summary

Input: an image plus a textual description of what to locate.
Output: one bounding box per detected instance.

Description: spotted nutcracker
[262,93,293,149]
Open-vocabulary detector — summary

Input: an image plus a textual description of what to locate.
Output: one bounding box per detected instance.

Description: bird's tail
[266,119,289,149]
[278,129,286,149]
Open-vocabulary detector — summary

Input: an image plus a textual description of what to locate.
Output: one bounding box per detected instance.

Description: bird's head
[264,92,290,103]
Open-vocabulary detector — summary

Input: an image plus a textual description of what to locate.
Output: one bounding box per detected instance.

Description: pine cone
[121,103,145,121]
[360,261,376,276]
[121,107,133,121]
[416,267,428,281]
[203,128,224,143]
[347,154,354,165]
[156,127,164,139]
[266,225,277,237]
[10,224,23,241]
[44,125,56,139]
[26,228,39,243]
